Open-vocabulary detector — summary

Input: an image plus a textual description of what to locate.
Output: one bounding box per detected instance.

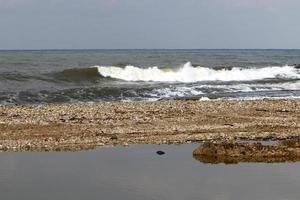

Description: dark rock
[255,108,268,112]
[95,132,101,137]
[294,64,300,69]
[69,117,77,121]
[156,150,165,155]
[110,135,118,140]
[191,64,202,67]
[213,65,233,71]
[206,95,221,100]
[173,96,201,101]
[24,145,31,151]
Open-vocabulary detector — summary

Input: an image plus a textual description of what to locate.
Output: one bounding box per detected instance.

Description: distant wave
[0,67,104,83]
[51,67,105,82]
[0,72,33,81]
[96,62,300,82]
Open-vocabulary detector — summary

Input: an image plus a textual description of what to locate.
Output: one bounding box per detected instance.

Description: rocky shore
[0,99,299,152]
[193,140,300,164]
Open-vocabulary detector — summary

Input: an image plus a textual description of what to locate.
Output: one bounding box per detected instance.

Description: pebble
[0,99,298,152]
[156,151,165,155]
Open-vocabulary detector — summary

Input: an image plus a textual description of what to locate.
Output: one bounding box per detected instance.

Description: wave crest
[96,62,300,82]
[52,67,102,82]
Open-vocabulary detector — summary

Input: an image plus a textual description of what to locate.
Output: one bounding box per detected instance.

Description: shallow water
[0,144,300,200]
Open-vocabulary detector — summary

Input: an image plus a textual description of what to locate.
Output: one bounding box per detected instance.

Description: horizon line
[0,48,300,51]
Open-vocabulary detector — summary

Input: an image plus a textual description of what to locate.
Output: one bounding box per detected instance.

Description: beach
[0,99,299,152]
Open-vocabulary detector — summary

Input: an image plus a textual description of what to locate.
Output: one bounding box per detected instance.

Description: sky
[0,0,299,49]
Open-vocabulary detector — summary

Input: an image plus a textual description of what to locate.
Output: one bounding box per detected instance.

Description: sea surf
[0,49,299,103]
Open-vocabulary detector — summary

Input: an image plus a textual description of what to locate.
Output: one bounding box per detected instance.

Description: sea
[0,49,299,104]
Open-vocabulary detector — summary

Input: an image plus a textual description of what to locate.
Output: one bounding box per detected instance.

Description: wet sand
[0,99,299,151]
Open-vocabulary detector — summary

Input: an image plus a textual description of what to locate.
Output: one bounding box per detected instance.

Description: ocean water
[0,49,299,104]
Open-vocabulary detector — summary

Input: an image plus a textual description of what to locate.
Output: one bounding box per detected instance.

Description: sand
[0,99,299,151]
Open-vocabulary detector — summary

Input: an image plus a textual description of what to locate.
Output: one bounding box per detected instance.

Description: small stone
[24,144,31,150]
[123,142,129,147]
[69,117,77,121]
[156,151,165,155]
[110,135,118,140]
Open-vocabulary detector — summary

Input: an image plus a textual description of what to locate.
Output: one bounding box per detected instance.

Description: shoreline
[0,99,299,152]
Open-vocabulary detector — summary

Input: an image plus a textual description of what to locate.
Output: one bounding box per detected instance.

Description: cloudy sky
[0,0,299,49]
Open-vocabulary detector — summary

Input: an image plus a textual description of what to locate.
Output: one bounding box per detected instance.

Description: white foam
[95,62,300,83]
[233,81,300,92]
[229,96,300,101]
[146,87,204,98]
[199,97,210,101]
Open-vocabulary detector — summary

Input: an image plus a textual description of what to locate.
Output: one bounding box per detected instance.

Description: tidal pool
[0,144,300,200]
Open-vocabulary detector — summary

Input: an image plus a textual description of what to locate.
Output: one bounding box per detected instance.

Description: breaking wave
[96,62,300,83]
